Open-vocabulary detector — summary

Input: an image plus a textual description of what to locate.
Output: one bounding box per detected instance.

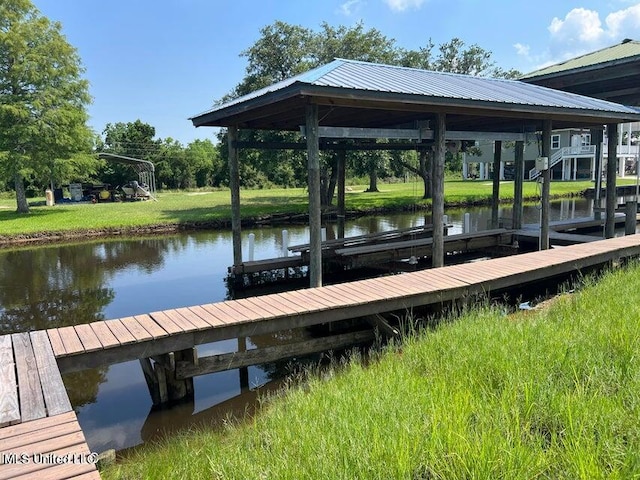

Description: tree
[0,0,92,212]
[98,120,159,187]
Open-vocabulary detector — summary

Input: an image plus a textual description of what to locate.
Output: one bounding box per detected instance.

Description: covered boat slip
[190,58,640,287]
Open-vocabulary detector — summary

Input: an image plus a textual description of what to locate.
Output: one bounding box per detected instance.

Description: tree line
[0,0,519,213]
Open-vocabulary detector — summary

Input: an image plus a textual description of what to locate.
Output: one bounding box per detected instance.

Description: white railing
[528,145,596,180]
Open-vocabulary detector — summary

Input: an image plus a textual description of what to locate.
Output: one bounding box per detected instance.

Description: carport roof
[191,58,640,133]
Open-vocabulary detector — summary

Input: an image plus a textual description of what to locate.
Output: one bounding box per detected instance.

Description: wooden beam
[175,330,375,379]
[300,126,528,142]
[0,335,20,427]
[606,123,619,238]
[364,314,400,338]
[513,141,525,230]
[540,120,552,250]
[491,140,502,229]
[306,104,322,287]
[228,126,242,266]
[337,149,346,239]
[591,128,604,220]
[432,113,446,268]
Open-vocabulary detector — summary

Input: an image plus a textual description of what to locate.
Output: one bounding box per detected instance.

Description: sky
[33,0,640,145]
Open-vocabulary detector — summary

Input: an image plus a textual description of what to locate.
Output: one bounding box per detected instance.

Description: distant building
[466,39,640,181]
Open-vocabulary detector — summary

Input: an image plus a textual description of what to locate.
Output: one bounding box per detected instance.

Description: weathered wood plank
[224,299,267,321]
[120,316,154,342]
[89,321,120,349]
[174,308,211,330]
[187,306,226,327]
[134,314,169,338]
[1,415,79,450]
[177,330,375,379]
[74,324,103,352]
[0,411,77,440]
[162,309,200,332]
[104,319,136,345]
[243,297,291,317]
[199,303,238,323]
[11,332,46,422]
[279,290,330,310]
[30,331,72,416]
[57,326,85,355]
[46,329,66,357]
[148,310,186,335]
[0,335,19,427]
[0,432,90,480]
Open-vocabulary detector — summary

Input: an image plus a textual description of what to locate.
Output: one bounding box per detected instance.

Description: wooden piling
[306,104,322,287]
[491,140,502,229]
[432,113,446,268]
[540,120,552,250]
[606,124,618,238]
[625,201,637,235]
[513,141,524,230]
[228,126,242,267]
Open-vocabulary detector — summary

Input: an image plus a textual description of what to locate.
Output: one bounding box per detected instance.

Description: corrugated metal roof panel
[192,58,640,120]
[521,40,640,79]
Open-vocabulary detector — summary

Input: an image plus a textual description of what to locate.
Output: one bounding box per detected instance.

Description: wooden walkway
[51,234,640,375]
[0,332,99,479]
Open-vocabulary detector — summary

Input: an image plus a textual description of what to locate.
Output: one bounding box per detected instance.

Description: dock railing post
[625,201,637,235]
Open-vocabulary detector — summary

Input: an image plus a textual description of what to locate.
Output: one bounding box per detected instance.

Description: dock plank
[46,329,66,357]
[105,319,137,345]
[199,303,239,323]
[74,324,103,352]
[243,297,291,317]
[134,314,170,338]
[162,309,201,332]
[148,310,186,335]
[223,300,266,321]
[0,335,19,427]
[30,331,72,416]
[120,316,154,342]
[187,306,227,327]
[174,308,211,330]
[11,332,46,422]
[268,293,313,314]
[57,326,85,356]
[89,321,120,348]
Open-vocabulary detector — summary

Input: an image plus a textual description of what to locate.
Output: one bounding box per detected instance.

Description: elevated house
[468,39,640,181]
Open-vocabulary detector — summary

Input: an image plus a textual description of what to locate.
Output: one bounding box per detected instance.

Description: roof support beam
[299,126,528,142]
[540,120,552,250]
[605,124,619,238]
[306,104,322,288]
[432,113,446,268]
[228,126,242,267]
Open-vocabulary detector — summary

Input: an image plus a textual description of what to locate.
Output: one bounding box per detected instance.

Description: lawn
[102,261,640,479]
[0,179,620,237]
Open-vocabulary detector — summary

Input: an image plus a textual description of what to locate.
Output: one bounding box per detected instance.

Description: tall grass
[103,262,640,479]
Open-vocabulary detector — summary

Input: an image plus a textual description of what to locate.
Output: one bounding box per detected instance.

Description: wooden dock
[49,234,640,380]
[0,332,100,479]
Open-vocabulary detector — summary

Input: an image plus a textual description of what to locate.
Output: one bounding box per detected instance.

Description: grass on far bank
[0,179,625,237]
[103,261,640,479]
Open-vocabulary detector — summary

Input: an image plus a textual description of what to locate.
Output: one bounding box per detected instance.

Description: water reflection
[0,197,623,453]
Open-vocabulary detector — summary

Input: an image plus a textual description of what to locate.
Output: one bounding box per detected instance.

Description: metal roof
[191,58,640,132]
[521,39,640,80]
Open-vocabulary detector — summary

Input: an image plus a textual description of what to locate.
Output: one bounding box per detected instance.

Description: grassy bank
[104,262,640,479]
[0,180,613,238]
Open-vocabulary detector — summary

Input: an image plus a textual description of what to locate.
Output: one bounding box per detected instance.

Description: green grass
[103,262,640,479]
[0,179,624,237]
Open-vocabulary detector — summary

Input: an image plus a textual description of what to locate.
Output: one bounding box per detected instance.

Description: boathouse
[471,39,640,182]
[190,58,640,287]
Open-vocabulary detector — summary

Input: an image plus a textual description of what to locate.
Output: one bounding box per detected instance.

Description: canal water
[0,197,617,452]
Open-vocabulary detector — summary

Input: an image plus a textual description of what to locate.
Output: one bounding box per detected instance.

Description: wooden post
[625,201,637,235]
[228,126,242,266]
[491,140,502,229]
[591,129,604,220]
[306,104,322,287]
[337,149,346,239]
[606,124,619,238]
[540,120,552,250]
[140,349,196,406]
[432,113,446,268]
[513,140,525,230]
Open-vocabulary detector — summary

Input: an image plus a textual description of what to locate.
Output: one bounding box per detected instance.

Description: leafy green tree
[98,120,160,187]
[185,139,222,187]
[0,0,92,212]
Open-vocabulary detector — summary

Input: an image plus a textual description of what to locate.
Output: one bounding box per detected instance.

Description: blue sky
[33,0,640,145]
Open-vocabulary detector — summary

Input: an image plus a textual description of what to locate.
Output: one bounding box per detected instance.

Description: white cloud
[605,3,640,38]
[527,3,640,70]
[513,43,530,56]
[338,0,364,16]
[384,0,426,12]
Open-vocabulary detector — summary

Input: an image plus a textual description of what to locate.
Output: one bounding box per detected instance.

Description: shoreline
[0,192,585,248]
